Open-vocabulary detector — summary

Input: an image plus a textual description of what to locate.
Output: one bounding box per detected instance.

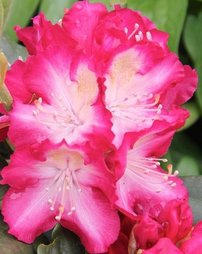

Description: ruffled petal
[5,59,33,103]
[104,47,184,147]
[115,123,188,218]
[1,142,119,252]
[15,13,74,55]
[61,186,120,253]
[2,184,56,243]
[62,1,107,54]
[142,238,183,254]
[8,46,112,148]
[180,222,202,254]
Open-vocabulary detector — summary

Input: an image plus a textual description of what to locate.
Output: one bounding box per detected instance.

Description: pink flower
[142,238,183,254]
[114,121,189,220]
[62,1,197,147]
[1,141,120,253]
[141,221,202,254]
[180,222,202,254]
[6,46,112,149]
[15,13,75,55]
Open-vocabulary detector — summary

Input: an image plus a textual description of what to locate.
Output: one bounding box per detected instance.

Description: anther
[48,199,53,204]
[146,31,152,41]
[32,110,38,116]
[124,27,128,34]
[135,35,141,41]
[38,97,42,104]
[171,182,176,187]
[128,23,139,40]
[157,104,163,114]
[138,31,143,40]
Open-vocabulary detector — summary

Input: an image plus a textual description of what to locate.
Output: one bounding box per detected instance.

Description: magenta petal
[61,186,120,253]
[2,185,56,243]
[142,238,183,254]
[15,13,73,55]
[115,123,188,218]
[62,1,107,54]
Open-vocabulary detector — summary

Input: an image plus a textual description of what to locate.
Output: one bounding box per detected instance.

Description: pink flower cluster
[0,1,200,253]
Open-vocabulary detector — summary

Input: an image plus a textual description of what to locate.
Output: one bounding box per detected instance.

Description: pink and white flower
[7,46,112,148]
[1,142,119,253]
[115,121,189,219]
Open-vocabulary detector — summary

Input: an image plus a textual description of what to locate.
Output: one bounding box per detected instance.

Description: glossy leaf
[180,101,200,130]
[37,225,85,254]
[177,156,200,176]
[0,1,3,34]
[0,51,13,110]
[0,36,27,64]
[90,0,126,8]
[184,10,202,112]
[3,0,40,41]
[127,0,188,52]
[183,176,202,223]
[167,133,202,176]
[40,0,76,23]
[1,0,13,27]
[0,218,34,254]
[0,185,8,210]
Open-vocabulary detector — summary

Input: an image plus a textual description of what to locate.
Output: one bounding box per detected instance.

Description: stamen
[55,205,65,221]
[138,31,143,40]
[128,23,139,40]
[146,31,152,41]
[45,157,82,221]
[167,164,173,175]
[124,27,128,34]
[127,153,178,194]
[135,35,141,41]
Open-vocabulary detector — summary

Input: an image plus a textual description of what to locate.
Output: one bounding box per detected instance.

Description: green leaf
[0,217,34,254]
[40,0,76,23]
[182,176,202,223]
[177,156,200,176]
[127,0,188,52]
[3,0,40,41]
[167,133,202,176]
[184,10,202,113]
[0,36,27,63]
[0,185,8,210]
[0,1,4,35]
[90,0,126,9]
[180,101,200,130]
[37,225,85,254]
[1,0,13,27]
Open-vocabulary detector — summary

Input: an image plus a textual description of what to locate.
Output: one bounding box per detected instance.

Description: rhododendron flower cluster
[0,1,199,253]
[107,215,202,253]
